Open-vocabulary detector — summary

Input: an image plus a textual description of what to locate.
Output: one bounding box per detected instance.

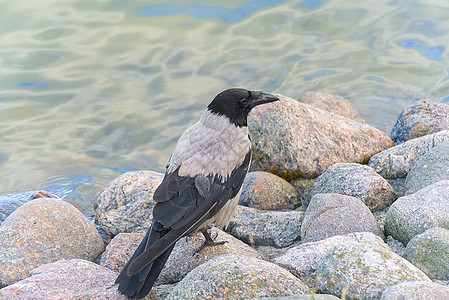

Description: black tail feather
[116,228,175,299]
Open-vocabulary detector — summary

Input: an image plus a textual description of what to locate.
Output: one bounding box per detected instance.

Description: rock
[310,163,396,211]
[100,232,146,273]
[404,140,449,194]
[252,294,340,300]
[369,130,449,179]
[300,91,364,122]
[391,100,449,144]
[274,232,388,278]
[101,228,262,285]
[0,191,36,224]
[316,242,430,300]
[404,227,449,280]
[248,94,394,181]
[301,194,383,243]
[95,170,164,236]
[0,259,155,299]
[0,198,104,286]
[290,177,316,207]
[160,228,262,283]
[239,171,300,210]
[167,254,310,299]
[227,205,303,248]
[385,181,449,245]
[380,280,449,300]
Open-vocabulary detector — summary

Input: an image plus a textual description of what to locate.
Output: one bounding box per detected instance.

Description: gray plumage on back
[116,88,279,299]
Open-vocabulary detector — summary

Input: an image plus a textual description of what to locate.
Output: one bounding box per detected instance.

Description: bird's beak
[249,92,280,109]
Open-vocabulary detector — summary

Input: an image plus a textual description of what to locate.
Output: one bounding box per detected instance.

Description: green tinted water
[1,0,449,215]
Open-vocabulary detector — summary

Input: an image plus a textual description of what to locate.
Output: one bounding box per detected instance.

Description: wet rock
[0,198,104,286]
[160,228,262,283]
[239,171,300,210]
[0,190,37,224]
[274,232,388,278]
[300,91,364,122]
[227,205,304,248]
[310,163,396,211]
[95,170,164,236]
[391,100,449,144]
[248,94,394,181]
[0,259,155,299]
[301,194,383,243]
[380,280,449,300]
[404,140,449,194]
[167,254,310,299]
[290,177,316,207]
[316,242,430,300]
[385,181,449,245]
[370,130,449,179]
[404,227,449,280]
[100,232,146,273]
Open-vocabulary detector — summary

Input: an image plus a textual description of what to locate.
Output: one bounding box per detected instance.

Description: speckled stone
[404,227,449,280]
[369,130,449,179]
[300,91,364,122]
[248,94,393,181]
[167,254,310,299]
[0,198,104,286]
[310,163,396,211]
[385,180,449,245]
[391,100,449,144]
[301,194,383,243]
[227,205,304,248]
[239,171,301,210]
[316,242,430,300]
[380,280,449,300]
[0,259,156,299]
[95,170,164,235]
[274,232,388,278]
[404,141,449,194]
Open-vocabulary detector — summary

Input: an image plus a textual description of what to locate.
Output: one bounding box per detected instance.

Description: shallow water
[1,0,449,215]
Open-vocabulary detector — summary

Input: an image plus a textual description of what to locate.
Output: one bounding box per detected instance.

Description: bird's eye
[240,98,247,104]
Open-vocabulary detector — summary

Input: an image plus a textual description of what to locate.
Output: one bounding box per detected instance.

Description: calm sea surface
[1,0,449,215]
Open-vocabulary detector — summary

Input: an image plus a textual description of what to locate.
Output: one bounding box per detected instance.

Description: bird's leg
[192,228,228,256]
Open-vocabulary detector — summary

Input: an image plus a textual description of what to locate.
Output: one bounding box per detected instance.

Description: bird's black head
[207,88,279,127]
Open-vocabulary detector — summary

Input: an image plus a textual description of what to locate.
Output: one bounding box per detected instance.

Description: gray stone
[369,130,449,179]
[290,178,316,207]
[167,254,310,300]
[239,171,301,210]
[0,198,104,286]
[248,94,393,181]
[100,228,262,285]
[404,227,449,280]
[0,259,155,299]
[300,91,364,122]
[316,242,430,300]
[310,163,396,211]
[0,191,36,224]
[252,294,340,300]
[391,100,449,144]
[301,194,383,243]
[227,205,303,248]
[385,180,449,245]
[94,170,164,235]
[380,280,449,300]
[404,140,449,194]
[274,232,388,278]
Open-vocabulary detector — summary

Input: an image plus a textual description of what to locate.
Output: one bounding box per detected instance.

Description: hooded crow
[115,88,279,299]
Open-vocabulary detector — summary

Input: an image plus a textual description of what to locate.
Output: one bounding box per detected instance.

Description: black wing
[127,149,251,275]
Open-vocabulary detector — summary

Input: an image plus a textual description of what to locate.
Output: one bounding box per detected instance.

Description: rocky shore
[1,93,449,299]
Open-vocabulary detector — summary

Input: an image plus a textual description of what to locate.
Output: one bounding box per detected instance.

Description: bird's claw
[192,229,228,256]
